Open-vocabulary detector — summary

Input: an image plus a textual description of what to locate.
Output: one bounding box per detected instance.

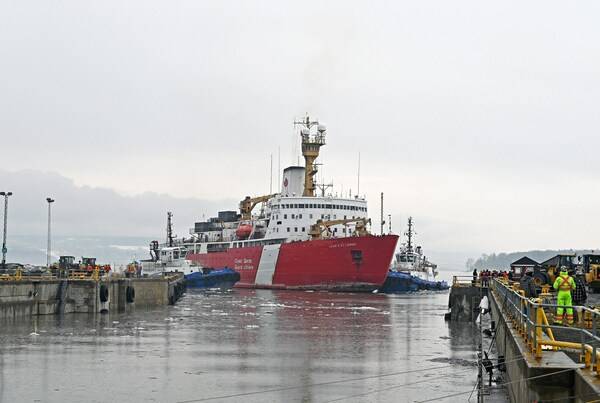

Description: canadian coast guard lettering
[234,258,255,270]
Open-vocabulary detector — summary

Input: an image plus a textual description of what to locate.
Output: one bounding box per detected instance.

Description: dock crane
[308,217,371,240]
[239,194,278,220]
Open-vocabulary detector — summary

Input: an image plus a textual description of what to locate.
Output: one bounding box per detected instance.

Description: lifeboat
[236,223,253,240]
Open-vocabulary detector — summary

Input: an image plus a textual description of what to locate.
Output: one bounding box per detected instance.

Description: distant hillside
[466,249,600,270]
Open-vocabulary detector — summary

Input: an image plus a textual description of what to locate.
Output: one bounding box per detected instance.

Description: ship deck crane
[239,194,278,220]
[308,218,371,240]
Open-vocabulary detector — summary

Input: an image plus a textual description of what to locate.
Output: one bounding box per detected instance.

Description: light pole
[46,198,55,269]
[0,191,13,269]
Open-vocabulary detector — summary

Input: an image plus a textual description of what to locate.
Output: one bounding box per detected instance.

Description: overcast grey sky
[1,1,600,262]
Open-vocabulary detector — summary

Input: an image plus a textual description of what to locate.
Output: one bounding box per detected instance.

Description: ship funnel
[281,166,305,197]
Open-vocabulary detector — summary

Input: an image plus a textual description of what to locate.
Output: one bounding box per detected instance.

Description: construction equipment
[581,254,600,292]
[51,256,110,278]
[308,218,371,240]
[239,194,277,220]
[536,253,577,287]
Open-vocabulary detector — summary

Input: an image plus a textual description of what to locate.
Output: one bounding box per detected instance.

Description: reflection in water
[0,289,500,403]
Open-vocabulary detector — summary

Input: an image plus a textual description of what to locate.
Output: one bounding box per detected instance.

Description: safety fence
[452,275,481,287]
[490,278,600,375]
[0,268,182,283]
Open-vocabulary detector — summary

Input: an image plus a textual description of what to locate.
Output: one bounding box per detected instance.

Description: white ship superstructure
[393,217,439,280]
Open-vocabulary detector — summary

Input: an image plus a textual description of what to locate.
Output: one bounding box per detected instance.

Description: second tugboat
[380,217,449,293]
[149,116,398,292]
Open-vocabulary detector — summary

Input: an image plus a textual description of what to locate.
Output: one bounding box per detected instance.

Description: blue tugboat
[184,268,240,288]
[140,213,240,289]
[380,217,449,293]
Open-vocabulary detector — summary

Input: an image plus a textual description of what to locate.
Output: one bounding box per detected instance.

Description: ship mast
[167,211,174,247]
[405,216,414,253]
[295,115,326,197]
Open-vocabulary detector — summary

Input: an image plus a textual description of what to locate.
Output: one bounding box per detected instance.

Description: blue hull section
[184,268,240,289]
[380,271,449,293]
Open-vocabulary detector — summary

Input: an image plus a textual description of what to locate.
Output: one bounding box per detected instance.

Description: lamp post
[0,191,13,269]
[46,198,55,269]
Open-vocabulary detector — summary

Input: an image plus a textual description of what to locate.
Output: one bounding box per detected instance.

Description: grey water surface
[0,289,495,403]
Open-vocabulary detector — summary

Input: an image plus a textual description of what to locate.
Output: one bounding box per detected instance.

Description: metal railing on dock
[490,278,600,376]
[452,275,481,287]
[0,268,110,282]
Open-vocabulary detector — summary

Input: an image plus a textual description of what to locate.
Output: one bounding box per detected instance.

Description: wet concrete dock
[0,273,185,319]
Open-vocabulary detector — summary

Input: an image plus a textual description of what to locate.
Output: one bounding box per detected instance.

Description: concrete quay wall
[0,274,185,319]
[448,285,486,322]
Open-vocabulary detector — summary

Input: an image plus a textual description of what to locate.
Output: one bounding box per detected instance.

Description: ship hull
[184,268,240,289]
[187,235,398,292]
[380,271,450,293]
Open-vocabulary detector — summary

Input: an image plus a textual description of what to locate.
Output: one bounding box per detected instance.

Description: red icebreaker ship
[179,116,397,291]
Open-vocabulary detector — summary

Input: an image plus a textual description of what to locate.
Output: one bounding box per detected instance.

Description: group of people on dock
[472,269,511,287]
[473,267,588,326]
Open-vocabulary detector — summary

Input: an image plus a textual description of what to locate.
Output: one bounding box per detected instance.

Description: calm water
[0,287,488,403]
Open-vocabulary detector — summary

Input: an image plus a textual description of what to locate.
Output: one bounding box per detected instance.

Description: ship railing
[490,278,600,376]
[452,275,480,287]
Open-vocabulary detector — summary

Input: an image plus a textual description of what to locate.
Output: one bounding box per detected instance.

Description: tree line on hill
[465,249,600,270]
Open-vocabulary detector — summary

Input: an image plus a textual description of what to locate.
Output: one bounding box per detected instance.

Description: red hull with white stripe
[187,235,398,292]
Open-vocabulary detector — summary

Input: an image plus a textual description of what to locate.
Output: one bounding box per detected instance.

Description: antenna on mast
[270,153,273,194]
[295,114,326,197]
[278,146,281,190]
[380,192,385,235]
[316,181,333,197]
[167,212,175,247]
[405,217,415,252]
[357,152,361,197]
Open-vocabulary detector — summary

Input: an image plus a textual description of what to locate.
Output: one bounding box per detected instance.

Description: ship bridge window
[284,214,287,219]
[299,204,305,208]
[294,204,298,208]
[299,214,302,219]
[326,204,332,209]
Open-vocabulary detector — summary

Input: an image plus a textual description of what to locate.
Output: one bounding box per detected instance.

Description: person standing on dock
[553,266,576,325]
[572,269,587,324]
